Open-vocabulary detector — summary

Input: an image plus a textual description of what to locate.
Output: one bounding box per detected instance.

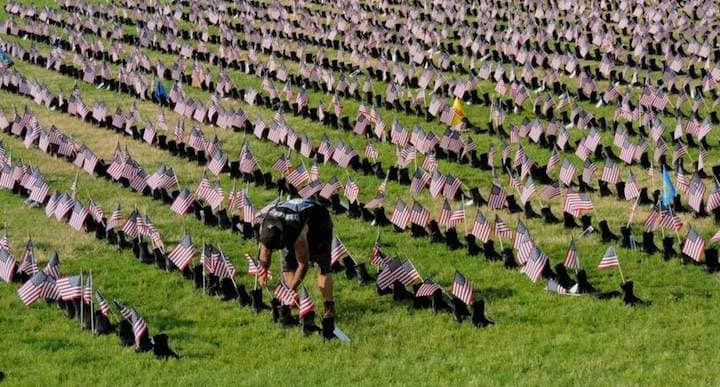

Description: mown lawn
[1,0,720,385]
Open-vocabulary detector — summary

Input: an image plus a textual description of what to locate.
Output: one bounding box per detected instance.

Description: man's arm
[289,225,310,290]
[258,243,272,286]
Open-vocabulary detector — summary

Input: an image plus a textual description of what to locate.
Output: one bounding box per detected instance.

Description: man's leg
[317,272,335,318]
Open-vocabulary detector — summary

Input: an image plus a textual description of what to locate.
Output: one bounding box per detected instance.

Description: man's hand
[258,273,269,287]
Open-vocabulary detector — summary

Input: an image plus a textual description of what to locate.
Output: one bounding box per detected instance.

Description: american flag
[245,254,269,278]
[370,238,389,266]
[106,202,122,231]
[274,279,297,306]
[452,271,473,305]
[390,199,410,230]
[438,200,452,226]
[597,246,620,270]
[559,158,576,186]
[564,239,579,270]
[546,146,560,173]
[0,250,16,283]
[659,206,683,232]
[287,164,310,188]
[319,176,341,199]
[130,309,148,349]
[272,154,291,174]
[330,236,350,267]
[522,246,548,283]
[443,175,462,200]
[415,277,441,298]
[95,290,111,317]
[682,228,705,263]
[688,174,706,213]
[564,191,594,217]
[298,180,323,199]
[428,170,445,198]
[57,275,83,300]
[87,199,104,225]
[54,194,73,222]
[495,215,513,239]
[601,159,620,184]
[706,180,720,212]
[113,300,133,320]
[410,202,431,228]
[422,153,438,172]
[396,260,421,286]
[449,202,466,226]
[239,144,258,174]
[168,232,195,270]
[170,189,194,215]
[376,259,402,290]
[520,177,537,205]
[624,172,640,201]
[364,140,379,161]
[121,210,139,239]
[410,168,430,194]
[69,202,89,231]
[488,183,507,209]
[29,178,49,203]
[470,212,491,243]
[18,239,38,277]
[208,150,227,176]
[17,271,50,305]
[298,286,315,318]
[43,252,61,279]
[343,177,360,203]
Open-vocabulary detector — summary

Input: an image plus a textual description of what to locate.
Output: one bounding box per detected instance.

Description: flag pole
[201,239,206,293]
[617,258,626,284]
[90,270,94,335]
[626,195,640,228]
[79,271,84,329]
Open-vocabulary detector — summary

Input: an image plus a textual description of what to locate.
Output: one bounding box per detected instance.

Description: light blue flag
[662,166,676,207]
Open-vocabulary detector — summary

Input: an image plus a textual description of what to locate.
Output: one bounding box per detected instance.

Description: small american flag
[564,239,579,270]
[415,277,441,298]
[343,177,360,203]
[0,250,17,283]
[452,271,473,305]
[376,259,403,290]
[245,254,270,278]
[95,290,111,317]
[274,279,297,306]
[682,228,705,263]
[597,246,620,270]
[330,236,350,267]
[130,309,148,349]
[370,238,389,266]
[57,275,83,300]
[168,232,195,270]
[17,271,49,305]
[495,215,513,239]
[298,286,315,318]
[559,158,576,186]
[522,246,548,283]
[488,183,507,209]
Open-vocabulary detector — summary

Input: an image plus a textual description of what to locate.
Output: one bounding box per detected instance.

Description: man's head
[259,217,284,249]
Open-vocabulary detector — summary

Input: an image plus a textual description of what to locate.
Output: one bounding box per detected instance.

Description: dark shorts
[282,205,333,274]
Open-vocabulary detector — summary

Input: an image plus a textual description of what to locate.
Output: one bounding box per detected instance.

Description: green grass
[1,2,720,385]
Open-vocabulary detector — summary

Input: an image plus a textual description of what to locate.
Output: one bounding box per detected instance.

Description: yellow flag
[451,97,465,126]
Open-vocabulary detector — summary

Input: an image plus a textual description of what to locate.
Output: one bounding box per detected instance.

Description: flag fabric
[130,309,149,349]
[415,277,441,297]
[495,215,513,239]
[597,246,620,270]
[57,275,83,300]
[662,166,676,207]
[452,271,473,305]
[245,254,270,278]
[376,259,403,290]
[168,232,195,270]
[522,246,548,283]
[0,249,16,283]
[682,228,705,262]
[470,212,491,243]
[274,279,297,306]
[95,290,111,317]
[564,239,579,270]
[17,271,50,306]
[18,239,38,277]
[370,238,389,266]
[43,252,61,279]
[488,183,507,209]
[330,236,350,267]
[298,286,315,318]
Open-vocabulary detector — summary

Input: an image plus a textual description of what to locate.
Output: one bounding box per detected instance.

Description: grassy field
[1,1,720,385]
